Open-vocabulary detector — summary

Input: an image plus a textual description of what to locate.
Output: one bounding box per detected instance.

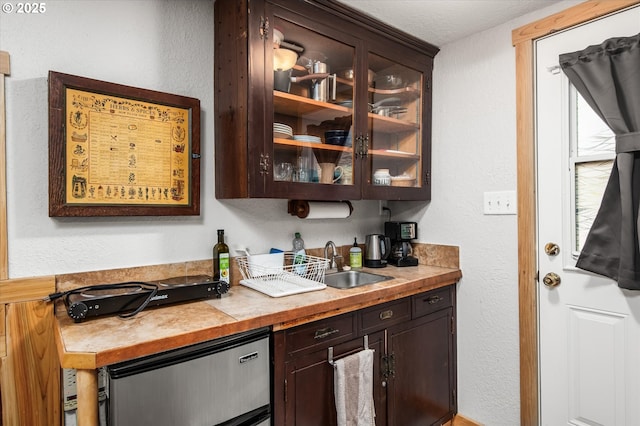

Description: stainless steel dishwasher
[106,327,271,426]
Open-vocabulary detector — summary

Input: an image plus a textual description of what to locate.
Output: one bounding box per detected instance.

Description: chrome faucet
[324,241,344,272]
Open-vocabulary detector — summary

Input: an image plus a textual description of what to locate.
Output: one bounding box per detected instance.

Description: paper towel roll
[288,200,353,219]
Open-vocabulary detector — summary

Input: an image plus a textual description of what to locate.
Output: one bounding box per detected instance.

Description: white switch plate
[483,190,517,215]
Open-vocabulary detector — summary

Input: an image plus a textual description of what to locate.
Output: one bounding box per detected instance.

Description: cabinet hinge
[284,378,288,403]
[451,316,455,335]
[259,16,269,40]
[425,170,431,186]
[259,153,270,176]
[354,134,370,159]
[452,388,456,406]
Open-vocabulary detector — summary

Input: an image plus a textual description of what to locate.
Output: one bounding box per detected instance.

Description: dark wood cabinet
[214,0,439,201]
[272,285,456,425]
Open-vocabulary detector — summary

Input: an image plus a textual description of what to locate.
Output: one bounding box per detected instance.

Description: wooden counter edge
[55,317,97,369]
[58,268,461,368]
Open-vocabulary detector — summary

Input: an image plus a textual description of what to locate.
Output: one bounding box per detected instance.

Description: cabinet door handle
[355,134,364,159]
[363,134,369,157]
[314,327,340,339]
[425,295,442,304]
[382,353,396,379]
[379,310,394,320]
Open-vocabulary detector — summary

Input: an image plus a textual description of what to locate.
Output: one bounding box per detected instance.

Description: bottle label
[350,252,362,268]
[219,253,230,283]
[293,250,306,274]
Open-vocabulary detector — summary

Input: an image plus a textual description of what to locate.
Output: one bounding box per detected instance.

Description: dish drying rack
[236,252,329,297]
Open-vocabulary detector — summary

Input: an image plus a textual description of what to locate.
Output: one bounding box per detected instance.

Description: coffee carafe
[385,221,419,267]
[308,61,336,102]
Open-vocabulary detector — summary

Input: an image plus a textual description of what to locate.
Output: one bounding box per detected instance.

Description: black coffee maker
[385,221,419,267]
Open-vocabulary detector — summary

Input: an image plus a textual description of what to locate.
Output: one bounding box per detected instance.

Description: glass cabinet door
[270,13,357,196]
[365,52,424,195]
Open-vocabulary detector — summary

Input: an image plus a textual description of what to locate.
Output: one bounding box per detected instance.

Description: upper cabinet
[214,0,438,201]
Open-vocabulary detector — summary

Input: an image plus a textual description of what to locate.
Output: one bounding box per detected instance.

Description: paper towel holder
[288,200,353,219]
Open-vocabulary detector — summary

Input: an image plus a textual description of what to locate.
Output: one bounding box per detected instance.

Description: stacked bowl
[324,130,350,146]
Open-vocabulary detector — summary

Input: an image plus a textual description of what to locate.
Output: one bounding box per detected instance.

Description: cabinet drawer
[412,286,452,318]
[286,313,356,354]
[360,298,411,335]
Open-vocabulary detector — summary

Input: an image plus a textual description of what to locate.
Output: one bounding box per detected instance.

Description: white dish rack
[236,252,329,297]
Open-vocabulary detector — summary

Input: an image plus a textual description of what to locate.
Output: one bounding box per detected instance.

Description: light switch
[483,190,517,215]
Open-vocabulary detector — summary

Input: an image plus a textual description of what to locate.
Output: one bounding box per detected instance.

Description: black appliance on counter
[385,221,419,267]
[63,275,229,322]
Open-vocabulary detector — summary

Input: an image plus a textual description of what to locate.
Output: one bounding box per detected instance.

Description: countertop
[55,263,461,370]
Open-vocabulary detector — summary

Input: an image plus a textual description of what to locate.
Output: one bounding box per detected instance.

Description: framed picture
[48,71,201,216]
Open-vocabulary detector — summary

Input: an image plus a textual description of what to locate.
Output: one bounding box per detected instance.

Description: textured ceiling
[337,0,564,47]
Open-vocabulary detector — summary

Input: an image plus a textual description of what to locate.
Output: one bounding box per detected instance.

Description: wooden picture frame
[48,71,201,216]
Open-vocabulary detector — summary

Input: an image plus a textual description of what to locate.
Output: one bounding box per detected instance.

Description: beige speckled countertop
[55,244,461,370]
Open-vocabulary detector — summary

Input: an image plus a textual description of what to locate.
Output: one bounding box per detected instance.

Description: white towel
[333,348,376,426]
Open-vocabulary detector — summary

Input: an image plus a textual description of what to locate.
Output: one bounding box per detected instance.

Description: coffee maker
[385,221,418,267]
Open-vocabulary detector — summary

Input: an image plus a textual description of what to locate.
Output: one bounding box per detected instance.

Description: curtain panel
[559,33,640,289]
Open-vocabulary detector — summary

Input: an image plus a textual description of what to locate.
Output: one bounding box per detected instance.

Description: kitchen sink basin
[324,270,393,289]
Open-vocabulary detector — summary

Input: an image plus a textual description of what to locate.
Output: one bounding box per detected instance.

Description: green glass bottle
[213,229,230,284]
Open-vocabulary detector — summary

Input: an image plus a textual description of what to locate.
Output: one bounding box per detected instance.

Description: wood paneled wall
[0,49,9,426]
[1,297,59,426]
[0,50,61,426]
[0,50,8,280]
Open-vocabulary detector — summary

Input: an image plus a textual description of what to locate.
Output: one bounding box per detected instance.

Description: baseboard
[443,414,484,426]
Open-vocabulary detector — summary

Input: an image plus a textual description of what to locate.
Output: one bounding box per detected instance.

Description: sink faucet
[324,241,344,273]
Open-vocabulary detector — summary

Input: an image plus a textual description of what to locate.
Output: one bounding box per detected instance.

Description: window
[570,86,615,253]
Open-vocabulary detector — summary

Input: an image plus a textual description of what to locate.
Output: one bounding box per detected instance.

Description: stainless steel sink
[324,270,393,289]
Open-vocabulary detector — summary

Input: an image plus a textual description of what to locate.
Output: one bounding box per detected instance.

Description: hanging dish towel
[333,348,376,426]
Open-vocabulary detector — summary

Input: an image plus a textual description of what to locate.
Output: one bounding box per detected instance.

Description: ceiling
[337,0,565,47]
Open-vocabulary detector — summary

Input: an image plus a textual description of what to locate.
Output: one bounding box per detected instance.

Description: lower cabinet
[272,285,456,425]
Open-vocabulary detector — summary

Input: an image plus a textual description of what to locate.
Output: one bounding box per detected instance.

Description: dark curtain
[559,33,640,290]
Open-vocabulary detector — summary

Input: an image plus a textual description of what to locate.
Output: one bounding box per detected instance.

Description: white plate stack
[274,123,293,140]
[293,134,321,143]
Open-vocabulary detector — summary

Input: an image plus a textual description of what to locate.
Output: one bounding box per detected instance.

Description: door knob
[544,242,560,256]
[542,272,561,288]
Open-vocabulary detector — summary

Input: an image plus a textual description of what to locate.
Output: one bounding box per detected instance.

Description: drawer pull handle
[379,310,394,320]
[314,327,340,339]
[426,295,443,304]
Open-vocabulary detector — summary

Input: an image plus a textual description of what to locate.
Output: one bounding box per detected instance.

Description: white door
[536,7,640,425]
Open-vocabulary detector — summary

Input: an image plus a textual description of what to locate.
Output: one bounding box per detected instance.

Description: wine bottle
[213,229,230,284]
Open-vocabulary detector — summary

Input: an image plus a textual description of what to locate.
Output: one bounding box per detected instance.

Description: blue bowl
[324,130,349,146]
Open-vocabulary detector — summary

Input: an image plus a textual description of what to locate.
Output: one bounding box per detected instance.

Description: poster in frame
[48,71,201,217]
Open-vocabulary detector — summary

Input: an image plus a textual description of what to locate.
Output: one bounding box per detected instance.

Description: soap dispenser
[349,237,362,269]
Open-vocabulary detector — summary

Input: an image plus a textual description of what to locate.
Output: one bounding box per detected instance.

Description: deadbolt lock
[542,272,561,288]
[544,242,560,256]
